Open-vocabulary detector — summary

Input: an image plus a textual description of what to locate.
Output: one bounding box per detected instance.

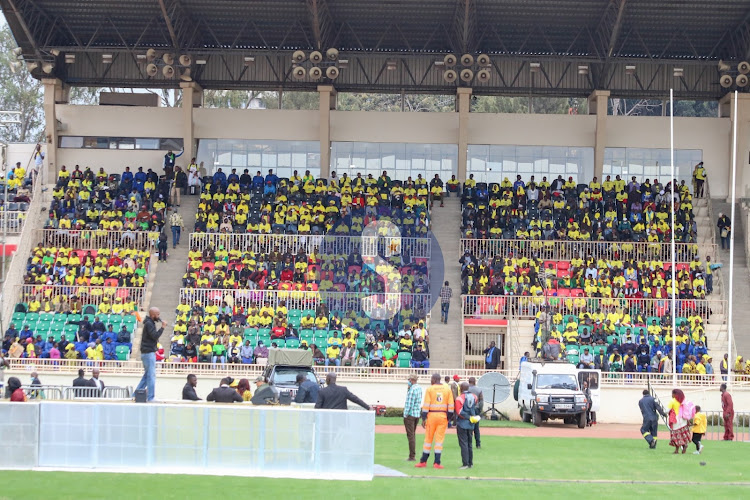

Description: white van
[514,359,600,428]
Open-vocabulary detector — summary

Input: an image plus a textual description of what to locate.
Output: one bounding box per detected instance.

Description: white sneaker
[699,443,704,453]
[693,451,700,455]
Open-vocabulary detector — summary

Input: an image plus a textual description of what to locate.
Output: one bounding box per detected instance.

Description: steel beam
[307,0,334,51]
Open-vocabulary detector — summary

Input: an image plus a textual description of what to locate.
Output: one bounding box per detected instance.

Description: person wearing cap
[206,377,243,403]
[251,376,276,405]
[578,347,594,369]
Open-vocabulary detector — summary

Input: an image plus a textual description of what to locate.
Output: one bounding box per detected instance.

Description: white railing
[37,228,160,250]
[460,239,715,263]
[2,180,45,330]
[0,210,27,234]
[178,288,432,317]
[7,358,746,387]
[188,233,431,259]
[17,284,147,308]
[462,295,727,323]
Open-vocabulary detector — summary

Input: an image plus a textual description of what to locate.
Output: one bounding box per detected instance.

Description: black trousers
[471,419,481,446]
[457,427,474,467]
[640,418,658,445]
[404,416,419,460]
[692,432,703,450]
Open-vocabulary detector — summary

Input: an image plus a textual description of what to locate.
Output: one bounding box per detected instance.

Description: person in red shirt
[720,383,734,441]
[7,377,26,402]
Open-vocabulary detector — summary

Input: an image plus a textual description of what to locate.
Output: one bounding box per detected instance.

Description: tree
[0,24,43,142]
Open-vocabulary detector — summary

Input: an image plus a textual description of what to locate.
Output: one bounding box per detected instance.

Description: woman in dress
[668,388,691,454]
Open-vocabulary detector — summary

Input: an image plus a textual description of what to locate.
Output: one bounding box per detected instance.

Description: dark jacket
[251,383,276,405]
[295,379,319,404]
[638,394,666,422]
[206,385,243,403]
[140,316,164,354]
[314,383,369,410]
[483,346,500,369]
[72,376,89,387]
[182,383,201,401]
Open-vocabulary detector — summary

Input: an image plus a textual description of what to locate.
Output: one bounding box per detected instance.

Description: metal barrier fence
[8,358,749,387]
[462,295,727,323]
[188,232,431,259]
[178,288,432,317]
[17,284,147,308]
[0,210,27,234]
[460,239,716,263]
[20,385,63,400]
[703,411,750,442]
[17,384,132,400]
[37,228,160,250]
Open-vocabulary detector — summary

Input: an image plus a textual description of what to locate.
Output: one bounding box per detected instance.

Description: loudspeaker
[460,68,474,82]
[737,74,749,87]
[461,53,474,66]
[326,66,340,79]
[310,51,323,64]
[292,50,306,63]
[162,53,174,65]
[146,48,157,61]
[179,54,191,66]
[443,69,457,83]
[134,389,147,403]
[477,69,491,82]
[739,61,750,75]
[309,66,322,79]
[162,65,174,78]
[720,74,733,88]
[326,48,339,61]
[293,66,306,79]
[146,63,158,76]
[477,54,490,67]
[444,54,457,67]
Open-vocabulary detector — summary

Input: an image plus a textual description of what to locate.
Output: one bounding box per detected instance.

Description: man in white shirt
[89,367,105,395]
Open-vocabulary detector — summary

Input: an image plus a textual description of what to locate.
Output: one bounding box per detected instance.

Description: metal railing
[17,284,147,308]
[16,384,132,400]
[7,358,750,387]
[188,233,431,259]
[178,288,432,317]
[0,211,27,234]
[20,385,63,400]
[461,295,727,323]
[703,411,750,442]
[37,228,160,250]
[2,180,45,331]
[460,239,714,263]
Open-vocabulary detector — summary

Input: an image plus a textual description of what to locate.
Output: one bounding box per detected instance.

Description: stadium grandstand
[2,0,750,444]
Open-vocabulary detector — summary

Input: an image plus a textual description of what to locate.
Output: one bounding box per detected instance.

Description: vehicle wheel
[577,412,586,428]
[532,407,542,427]
[522,409,531,423]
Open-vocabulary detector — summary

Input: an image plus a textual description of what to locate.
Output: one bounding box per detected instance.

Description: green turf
[3,435,748,500]
[375,416,534,428]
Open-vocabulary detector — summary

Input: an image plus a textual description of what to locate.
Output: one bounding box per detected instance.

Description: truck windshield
[536,374,578,390]
[273,367,318,386]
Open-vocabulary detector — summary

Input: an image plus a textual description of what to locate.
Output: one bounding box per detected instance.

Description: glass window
[117,138,135,150]
[198,139,319,177]
[603,147,701,186]
[135,138,160,150]
[330,142,458,181]
[159,138,184,150]
[59,136,84,148]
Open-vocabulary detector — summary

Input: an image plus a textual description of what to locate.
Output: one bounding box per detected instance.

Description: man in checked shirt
[440,281,453,323]
[403,373,424,461]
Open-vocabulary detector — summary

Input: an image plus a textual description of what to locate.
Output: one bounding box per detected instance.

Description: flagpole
[669,89,676,386]
[727,90,738,388]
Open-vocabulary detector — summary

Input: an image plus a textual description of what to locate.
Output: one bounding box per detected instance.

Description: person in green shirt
[212,342,227,365]
[383,342,397,367]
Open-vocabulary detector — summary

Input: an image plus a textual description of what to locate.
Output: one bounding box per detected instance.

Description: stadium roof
[3,0,750,98]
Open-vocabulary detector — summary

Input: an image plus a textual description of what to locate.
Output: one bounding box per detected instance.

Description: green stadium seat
[286,339,300,349]
[257,328,271,337]
[397,352,412,368]
[24,313,39,323]
[115,345,130,361]
[11,312,25,323]
[273,340,286,348]
[356,337,366,349]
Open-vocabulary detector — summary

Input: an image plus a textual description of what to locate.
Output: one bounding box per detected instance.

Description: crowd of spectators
[460,174,697,243]
[165,298,430,368]
[193,169,433,237]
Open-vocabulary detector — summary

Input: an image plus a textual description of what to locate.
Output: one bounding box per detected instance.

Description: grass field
[4,434,748,500]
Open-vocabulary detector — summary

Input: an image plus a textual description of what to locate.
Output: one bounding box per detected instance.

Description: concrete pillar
[42,78,67,184]
[588,90,610,179]
[318,85,336,178]
[456,87,472,182]
[721,92,750,201]
[180,82,202,161]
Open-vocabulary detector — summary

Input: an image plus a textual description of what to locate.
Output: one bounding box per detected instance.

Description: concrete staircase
[131,193,201,356]
[508,319,535,371]
[427,196,462,368]
[709,199,750,358]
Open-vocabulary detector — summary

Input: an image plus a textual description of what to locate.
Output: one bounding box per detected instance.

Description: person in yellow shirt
[416,373,454,469]
[691,405,706,453]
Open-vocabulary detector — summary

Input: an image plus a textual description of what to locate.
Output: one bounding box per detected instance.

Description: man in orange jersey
[415,373,454,469]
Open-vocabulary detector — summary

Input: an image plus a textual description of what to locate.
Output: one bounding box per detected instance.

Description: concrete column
[588,90,610,179]
[318,85,336,178]
[41,78,67,184]
[721,92,750,201]
[456,87,472,182]
[180,82,202,161]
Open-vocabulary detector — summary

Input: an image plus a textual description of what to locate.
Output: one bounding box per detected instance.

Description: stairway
[131,192,201,356]
[508,319,536,372]
[427,196,462,368]
[710,199,750,358]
